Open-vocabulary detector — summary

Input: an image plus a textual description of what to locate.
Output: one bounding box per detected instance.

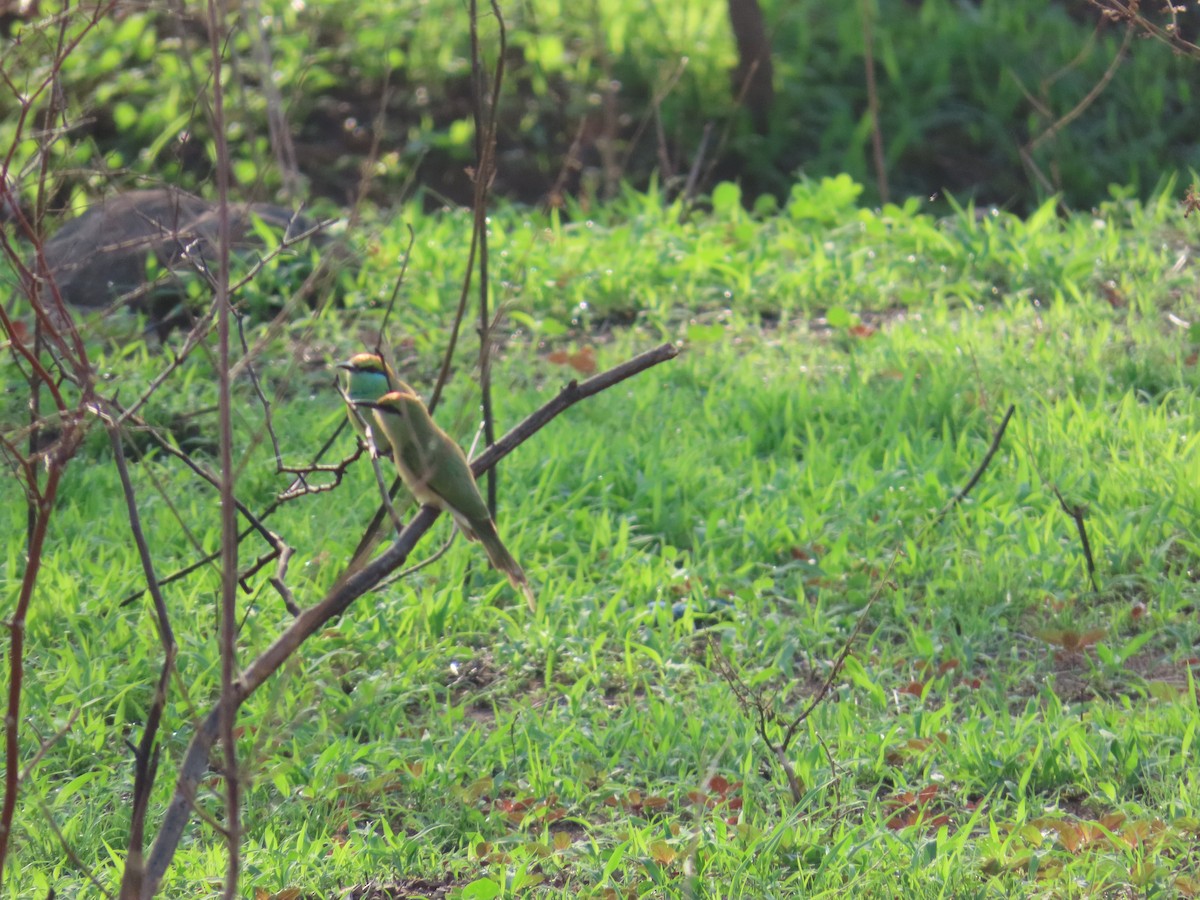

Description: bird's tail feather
[474,519,536,612]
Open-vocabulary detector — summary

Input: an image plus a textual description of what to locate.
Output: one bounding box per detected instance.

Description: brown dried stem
[105,411,178,900]
[199,0,241,890]
[139,341,679,897]
[1052,486,1099,593]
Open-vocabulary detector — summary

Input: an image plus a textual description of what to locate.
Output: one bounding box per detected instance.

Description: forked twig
[139,341,679,898]
[1028,22,1133,153]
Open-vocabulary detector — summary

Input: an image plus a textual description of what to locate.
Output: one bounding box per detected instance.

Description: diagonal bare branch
[139,341,679,897]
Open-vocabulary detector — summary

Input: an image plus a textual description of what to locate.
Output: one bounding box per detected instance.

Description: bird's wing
[429,450,491,531]
[396,402,491,528]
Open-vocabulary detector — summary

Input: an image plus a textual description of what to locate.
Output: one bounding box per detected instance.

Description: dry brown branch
[118,430,367,610]
[198,0,241,891]
[105,412,178,900]
[472,0,507,518]
[0,22,109,857]
[126,416,297,604]
[275,441,367,495]
[139,341,679,897]
[1090,0,1200,56]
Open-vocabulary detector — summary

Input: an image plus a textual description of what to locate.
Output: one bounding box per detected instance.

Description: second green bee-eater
[336,352,413,455]
[353,390,536,610]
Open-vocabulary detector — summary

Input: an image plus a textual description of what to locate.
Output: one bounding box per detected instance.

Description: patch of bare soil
[332,869,574,899]
[331,875,461,899]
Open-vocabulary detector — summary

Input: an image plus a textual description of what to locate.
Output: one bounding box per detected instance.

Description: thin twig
[1029,23,1132,152]
[139,341,680,897]
[677,123,713,224]
[365,429,406,537]
[118,432,365,609]
[116,310,217,426]
[340,220,419,570]
[1052,485,1099,593]
[107,409,179,899]
[17,709,82,786]
[36,792,112,899]
[698,52,776,196]
[373,533,456,592]
[233,313,285,469]
[376,224,416,347]
[469,343,678,475]
[944,404,1015,512]
[474,0,507,518]
[711,394,1020,805]
[129,420,296,611]
[19,709,107,895]
[859,0,889,205]
[617,56,690,187]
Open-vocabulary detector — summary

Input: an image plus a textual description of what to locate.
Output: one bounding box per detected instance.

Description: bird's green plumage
[355,390,536,610]
[339,352,415,403]
[336,352,413,454]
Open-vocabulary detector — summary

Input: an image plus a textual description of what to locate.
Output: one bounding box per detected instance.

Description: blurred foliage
[2,0,1199,213]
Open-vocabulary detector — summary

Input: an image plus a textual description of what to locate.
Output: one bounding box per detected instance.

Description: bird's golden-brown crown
[337,352,386,373]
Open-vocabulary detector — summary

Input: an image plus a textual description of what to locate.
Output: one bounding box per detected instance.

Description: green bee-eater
[354,390,536,610]
[336,352,414,455]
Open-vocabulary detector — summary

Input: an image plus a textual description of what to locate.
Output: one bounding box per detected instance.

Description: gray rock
[25,188,322,333]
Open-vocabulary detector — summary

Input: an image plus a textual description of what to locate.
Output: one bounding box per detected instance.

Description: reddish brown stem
[0,469,62,876]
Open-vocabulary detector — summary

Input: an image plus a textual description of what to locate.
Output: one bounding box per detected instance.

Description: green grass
[3,178,1200,897]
